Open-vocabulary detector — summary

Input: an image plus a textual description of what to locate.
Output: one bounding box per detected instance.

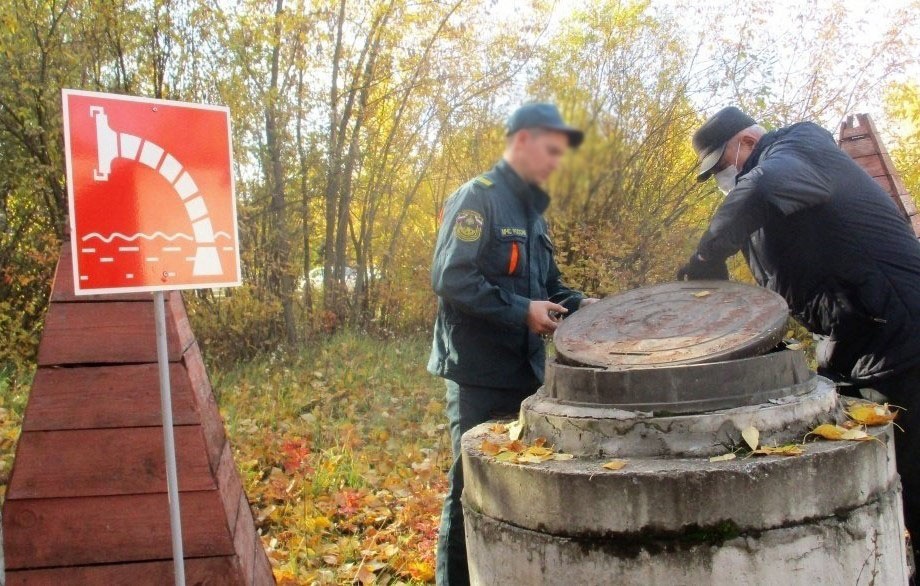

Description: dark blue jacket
[427,160,584,389]
[697,122,920,382]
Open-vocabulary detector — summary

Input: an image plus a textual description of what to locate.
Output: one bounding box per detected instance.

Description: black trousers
[435,380,537,586]
[871,365,920,552]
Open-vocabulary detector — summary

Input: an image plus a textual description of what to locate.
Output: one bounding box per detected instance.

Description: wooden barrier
[839,113,920,236]
[2,244,274,585]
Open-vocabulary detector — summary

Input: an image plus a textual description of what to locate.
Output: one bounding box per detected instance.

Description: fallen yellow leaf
[552,452,575,461]
[808,423,845,440]
[847,403,898,426]
[741,426,759,451]
[693,290,712,298]
[709,453,736,462]
[841,428,870,441]
[807,423,873,442]
[602,459,627,471]
[495,451,518,462]
[382,543,399,558]
[505,440,526,453]
[525,445,553,457]
[406,561,435,582]
[489,423,508,434]
[518,453,548,464]
[356,564,376,585]
[480,440,501,456]
[752,444,805,456]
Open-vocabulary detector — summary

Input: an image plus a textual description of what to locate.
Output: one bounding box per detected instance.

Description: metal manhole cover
[554,280,789,369]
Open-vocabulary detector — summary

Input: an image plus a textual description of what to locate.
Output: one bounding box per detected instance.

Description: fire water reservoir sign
[63,89,241,294]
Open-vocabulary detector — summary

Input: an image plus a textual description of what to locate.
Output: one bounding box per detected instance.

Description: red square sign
[62,89,241,294]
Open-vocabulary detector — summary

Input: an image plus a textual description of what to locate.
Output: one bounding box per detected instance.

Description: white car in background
[305,267,379,292]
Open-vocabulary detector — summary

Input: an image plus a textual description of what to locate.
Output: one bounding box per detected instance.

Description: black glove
[676,253,729,281]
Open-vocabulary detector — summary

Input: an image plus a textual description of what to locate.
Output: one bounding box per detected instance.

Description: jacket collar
[742,125,791,174]
[495,159,550,214]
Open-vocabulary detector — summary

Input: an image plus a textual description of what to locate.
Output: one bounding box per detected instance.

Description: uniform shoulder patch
[454,209,484,242]
[474,175,494,187]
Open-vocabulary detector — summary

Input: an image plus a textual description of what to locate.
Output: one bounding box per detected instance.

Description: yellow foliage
[601,459,627,471]
[407,561,436,582]
[741,426,760,451]
[847,403,898,426]
[480,439,501,456]
[489,423,508,434]
[807,423,871,441]
[480,431,572,465]
[752,444,805,457]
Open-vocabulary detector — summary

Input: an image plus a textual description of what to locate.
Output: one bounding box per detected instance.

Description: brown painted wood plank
[252,538,275,586]
[7,427,215,499]
[852,153,886,178]
[3,491,234,569]
[910,214,920,236]
[22,364,198,431]
[51,244,157,303]
[230,491,274,586]
[839,112,918,237]
[234,492,257,585]
[5,556,246,585]
[185,341,227,471]
[839,136,880,159]
[169,290,196,355]
[216,439,243,534]
[873,174,896,195]
[900,190,919,216]
[36,301,190,365]
[839,114,873,140]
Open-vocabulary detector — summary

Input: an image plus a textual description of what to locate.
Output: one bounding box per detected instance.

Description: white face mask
[714,141,742,194]
[715,165,738,194]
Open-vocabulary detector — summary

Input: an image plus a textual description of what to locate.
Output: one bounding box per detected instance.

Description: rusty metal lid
[554,280,789,369]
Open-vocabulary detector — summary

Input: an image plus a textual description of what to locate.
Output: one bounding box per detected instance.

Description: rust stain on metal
[554,281,789,369]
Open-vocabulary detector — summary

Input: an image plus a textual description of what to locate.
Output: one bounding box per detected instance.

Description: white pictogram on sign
[89,106,223,276]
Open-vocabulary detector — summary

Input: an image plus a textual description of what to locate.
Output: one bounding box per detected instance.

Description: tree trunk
[265,0,297,345]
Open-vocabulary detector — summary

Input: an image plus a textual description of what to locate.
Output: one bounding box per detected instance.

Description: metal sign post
[154,290,185,586]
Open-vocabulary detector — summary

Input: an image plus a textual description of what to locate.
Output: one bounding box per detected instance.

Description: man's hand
[580,297,599,308]
[676,253,729,281]
[527,300,567,335]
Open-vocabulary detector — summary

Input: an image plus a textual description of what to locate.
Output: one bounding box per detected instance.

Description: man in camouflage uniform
[428,103,595,585]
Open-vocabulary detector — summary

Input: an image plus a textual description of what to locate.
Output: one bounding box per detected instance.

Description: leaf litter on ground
[207,333,446,584]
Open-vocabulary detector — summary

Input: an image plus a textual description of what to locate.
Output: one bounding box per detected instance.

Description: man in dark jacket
[680,105,920,554]
[428,103,594,585]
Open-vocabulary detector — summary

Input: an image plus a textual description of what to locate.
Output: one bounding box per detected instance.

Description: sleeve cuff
[563,294,585,315]
[508,294,530,326]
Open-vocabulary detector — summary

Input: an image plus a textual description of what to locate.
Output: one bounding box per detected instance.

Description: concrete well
[462,351,908,585]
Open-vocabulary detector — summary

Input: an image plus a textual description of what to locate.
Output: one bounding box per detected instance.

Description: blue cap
[506,103,584,148]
